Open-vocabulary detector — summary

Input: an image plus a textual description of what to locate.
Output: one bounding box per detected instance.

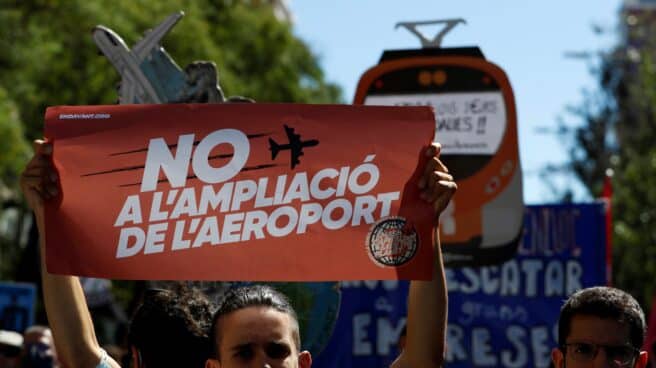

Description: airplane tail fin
[269,138,281,160]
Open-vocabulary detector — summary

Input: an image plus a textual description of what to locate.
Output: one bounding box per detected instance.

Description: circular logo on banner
[367,216,418,267]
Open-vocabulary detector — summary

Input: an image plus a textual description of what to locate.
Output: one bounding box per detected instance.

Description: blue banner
[0,282,37,333]
[313,203,608,368]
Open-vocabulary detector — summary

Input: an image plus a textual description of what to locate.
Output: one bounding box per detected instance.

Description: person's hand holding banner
[21,140,58,213]
[35,103,449,281]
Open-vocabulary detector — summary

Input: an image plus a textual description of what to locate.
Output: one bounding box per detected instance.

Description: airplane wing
[119,74,140,105]
[132,11,184,61]
[290,145,302,169]
[284,124,302,145]
[92,26,162,104]
[284,124,306,169]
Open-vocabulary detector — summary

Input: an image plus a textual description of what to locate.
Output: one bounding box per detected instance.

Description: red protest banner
[44,103,435,281]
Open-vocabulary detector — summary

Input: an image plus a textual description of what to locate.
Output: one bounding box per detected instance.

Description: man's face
[207,306,311,368]
[551,314,645,368]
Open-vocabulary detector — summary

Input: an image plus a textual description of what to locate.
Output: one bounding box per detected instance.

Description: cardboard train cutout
[354,19,524,267]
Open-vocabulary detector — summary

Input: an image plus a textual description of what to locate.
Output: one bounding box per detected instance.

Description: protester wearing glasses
[551,286,649,368]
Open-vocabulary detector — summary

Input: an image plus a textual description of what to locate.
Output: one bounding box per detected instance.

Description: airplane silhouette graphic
[269,125,319,169]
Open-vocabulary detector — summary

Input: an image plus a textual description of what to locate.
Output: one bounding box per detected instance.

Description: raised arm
[392,143,455,368]
[20,140,120,368]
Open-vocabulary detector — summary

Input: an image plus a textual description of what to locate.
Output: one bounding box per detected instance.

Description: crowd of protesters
[9,138,652,368]
[15,141,452,368]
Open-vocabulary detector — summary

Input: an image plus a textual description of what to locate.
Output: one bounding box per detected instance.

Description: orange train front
[354,46,524,267]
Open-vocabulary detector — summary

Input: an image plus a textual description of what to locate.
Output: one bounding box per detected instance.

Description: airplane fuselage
[275,139,319,151]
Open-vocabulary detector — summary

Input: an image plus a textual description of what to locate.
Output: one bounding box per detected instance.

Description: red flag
[601,173,613,286]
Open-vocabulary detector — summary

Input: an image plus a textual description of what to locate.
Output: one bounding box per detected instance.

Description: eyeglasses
[562,342,639,367]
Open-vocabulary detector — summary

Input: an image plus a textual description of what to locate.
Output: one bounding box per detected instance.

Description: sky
[286,0,624,204]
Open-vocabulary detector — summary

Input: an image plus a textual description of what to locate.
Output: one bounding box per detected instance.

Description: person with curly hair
[126,286,213,368]
[21,141,215,368]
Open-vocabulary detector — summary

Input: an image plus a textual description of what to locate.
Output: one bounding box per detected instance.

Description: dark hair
[128,285,214,368]
[558,286,646,350]
[209,285,300,359]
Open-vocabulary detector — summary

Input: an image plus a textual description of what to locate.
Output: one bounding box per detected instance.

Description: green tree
[0,87,30,194]
[0,87,31,278]
[563,9,656,308]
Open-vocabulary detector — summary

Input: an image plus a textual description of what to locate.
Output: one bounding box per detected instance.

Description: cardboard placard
[44,103,436,281]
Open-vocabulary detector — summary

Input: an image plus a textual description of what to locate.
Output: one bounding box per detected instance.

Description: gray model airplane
[93,11,226,104]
